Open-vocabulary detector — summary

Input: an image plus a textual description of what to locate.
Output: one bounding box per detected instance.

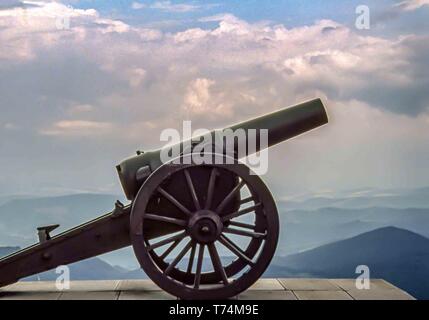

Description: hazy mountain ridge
[0,246,20,258]
[279,186,429,211]
[278,206,429,255]
[24,257,127,281]
[268,227,429,299]
[1,189,429,265]
[0,193,122,246]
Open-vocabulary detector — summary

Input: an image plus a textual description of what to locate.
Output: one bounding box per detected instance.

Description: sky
[0,0,428,199]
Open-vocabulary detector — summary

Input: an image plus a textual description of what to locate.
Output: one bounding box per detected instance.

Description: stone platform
[0,279,415,300]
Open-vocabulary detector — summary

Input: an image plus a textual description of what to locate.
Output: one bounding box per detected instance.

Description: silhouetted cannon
[0,99,328,299]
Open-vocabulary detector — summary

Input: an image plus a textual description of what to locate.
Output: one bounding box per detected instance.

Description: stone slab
[248,279,284,291]
[347,289,415,300]
[116,279,161,291]
[59,291,120,300]
[331,279,398,291]
[238,290,297,300]
[293,290,352,300]
[118,290,176,300]
[279,278,340,291]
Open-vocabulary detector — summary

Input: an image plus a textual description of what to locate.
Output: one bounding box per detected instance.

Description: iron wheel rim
[130,154,279,300]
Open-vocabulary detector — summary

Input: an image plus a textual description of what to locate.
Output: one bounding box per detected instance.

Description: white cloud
[183,78,212,111]
[131,1,146,10]
[182,78,233,118]
[128,68,147,87]
[68,104,94,114]
[0,1,130,60]
[174,28,208,42]
[150,1,201,13]
[394,0,429,11]
[40,120,114,136]
[199,13,252,36]
[0,1,98,19]
[3,123,18,130]
[96,18,130,34]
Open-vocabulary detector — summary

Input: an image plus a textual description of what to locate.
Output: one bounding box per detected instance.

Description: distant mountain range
[267,227,429,300]
[2,189,429,265]
[278,186,429,211]
[24,258,128,281]
[0,245,141,281]
[278,206,429,255]
[0,246,20,258]
[0,193,121,246]
[1,188,429,262]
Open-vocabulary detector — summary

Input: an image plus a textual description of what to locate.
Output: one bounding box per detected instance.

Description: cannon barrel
[117,98,328,200]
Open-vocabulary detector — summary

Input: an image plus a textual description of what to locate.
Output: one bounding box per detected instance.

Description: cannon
[0,98,328,299]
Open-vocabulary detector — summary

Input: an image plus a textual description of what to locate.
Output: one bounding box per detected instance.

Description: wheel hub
[188,210,223,244]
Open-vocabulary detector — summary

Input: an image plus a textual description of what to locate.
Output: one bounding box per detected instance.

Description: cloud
[182,78,233,118]
[131,2,146,10]
[199,13,239,23]
[128,68,147,87]
[3,123,18,130]
[132,1,216,13]
[2,6,428,120]
[0,0,40,10]
[1,5,429,194]
[373,0,429,26]
[68,104,95,114]
[151,1,201,13]
[39,120,114,136]
[394,0,429,11]
[0,1,99,60]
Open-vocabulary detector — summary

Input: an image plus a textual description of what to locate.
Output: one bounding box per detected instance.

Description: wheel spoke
[228,220,256,230]
[147,231,187,251]
[205,168,218,209]
[219,235,255,266]
[145,213,187,227]
[186,242,197,274]
[222,203,261,222]
[223,227,266,239]
[184,169,201,210]
[194,244,205,289]
[160,238,182,260]
[216,180,245,213]
[164,240,193,276]
[239,196,255,205]
[158,187,192,216]
[208,243,229,285]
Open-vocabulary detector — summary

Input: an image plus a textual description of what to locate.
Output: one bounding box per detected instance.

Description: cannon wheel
[130,154,279,300]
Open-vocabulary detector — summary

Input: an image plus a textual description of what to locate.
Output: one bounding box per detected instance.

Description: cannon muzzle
[229,98,328,148]
[117,98,328,200]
